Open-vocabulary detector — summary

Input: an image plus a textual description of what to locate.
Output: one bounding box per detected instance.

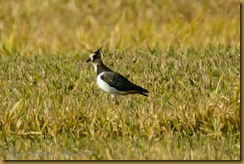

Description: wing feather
[100,72,148,94]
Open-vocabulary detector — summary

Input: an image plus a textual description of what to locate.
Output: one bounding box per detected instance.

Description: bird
[86,48,148,101]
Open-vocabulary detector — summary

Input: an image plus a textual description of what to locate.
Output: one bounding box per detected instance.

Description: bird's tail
[129,86,149,96]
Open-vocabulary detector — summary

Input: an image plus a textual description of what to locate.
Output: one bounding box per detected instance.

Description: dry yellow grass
[0,0,240,53]
[0,0,240,160]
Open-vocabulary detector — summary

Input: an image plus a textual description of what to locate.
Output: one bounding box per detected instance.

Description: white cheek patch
[89,53,95,61]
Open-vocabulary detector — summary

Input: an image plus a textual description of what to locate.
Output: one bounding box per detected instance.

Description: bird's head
[86,47,103,64]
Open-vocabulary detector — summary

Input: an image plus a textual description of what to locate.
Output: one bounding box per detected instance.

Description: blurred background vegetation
[0,0,240,54]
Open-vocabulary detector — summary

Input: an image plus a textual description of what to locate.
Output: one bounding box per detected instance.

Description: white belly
[97,73,127,95]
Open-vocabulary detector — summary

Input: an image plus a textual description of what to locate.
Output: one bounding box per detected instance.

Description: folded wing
[101,71,148,96]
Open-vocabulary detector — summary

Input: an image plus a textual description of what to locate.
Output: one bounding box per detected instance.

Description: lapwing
[86,48,148,101]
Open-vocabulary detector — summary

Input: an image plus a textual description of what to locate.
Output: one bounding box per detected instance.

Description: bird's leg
[111,94,118,105]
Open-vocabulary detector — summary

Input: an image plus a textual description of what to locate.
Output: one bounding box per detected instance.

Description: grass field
[0,0,241,160]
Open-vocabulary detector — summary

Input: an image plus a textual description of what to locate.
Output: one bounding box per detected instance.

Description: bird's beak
[86,58,91,63]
